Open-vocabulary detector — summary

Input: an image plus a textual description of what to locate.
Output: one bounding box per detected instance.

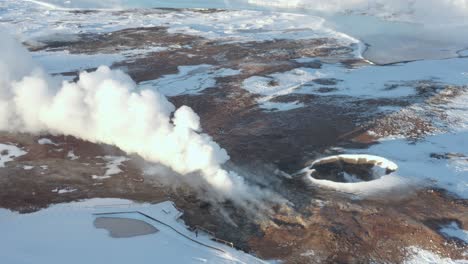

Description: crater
[307,154,398,183]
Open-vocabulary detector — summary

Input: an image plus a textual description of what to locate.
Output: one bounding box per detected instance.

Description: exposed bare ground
[1,23,466,263]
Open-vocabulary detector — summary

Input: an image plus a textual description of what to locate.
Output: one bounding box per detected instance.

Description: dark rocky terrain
[1,12,467,264]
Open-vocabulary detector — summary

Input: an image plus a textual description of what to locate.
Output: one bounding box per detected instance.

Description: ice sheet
[0,199,266,264]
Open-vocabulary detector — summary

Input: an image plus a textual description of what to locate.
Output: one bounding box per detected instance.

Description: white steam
[0,31,269,206]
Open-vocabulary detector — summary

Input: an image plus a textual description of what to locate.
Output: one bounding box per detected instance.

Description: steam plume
[0,30,274,207]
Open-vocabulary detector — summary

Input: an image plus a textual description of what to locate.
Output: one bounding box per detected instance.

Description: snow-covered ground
[22,0,468,25]
[0,0,360,88]
[0,143,27,167]
[405,246,468,264]
[31,47,171,76]
[310,131,468,198]
[20,0,468,64]
[367,132,468,198]
[32,50,125,74]
[23,0,245,9]
[243,0,468,25]
[67,150,79,160]
[37,137,58,145]
[52,187,78,194]
[23,165,35,170]
[92,156,129,180]
[141,65,240,96]
[243,57,468,109]
[1,1,467,262]
[439,222,468,244]
[0,1,359,46]
[0,199,266,264]
[245,1,468,63]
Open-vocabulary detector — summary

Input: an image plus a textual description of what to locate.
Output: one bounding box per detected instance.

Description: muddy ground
[1,13,467,264]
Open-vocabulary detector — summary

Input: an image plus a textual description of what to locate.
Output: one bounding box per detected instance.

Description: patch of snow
[404,246,468,264]
[62,198,138,208]
[303,168,404,196]
[355,132,468,199]
[0,1,360,50]
[92,156,129,180]
[312,154,399,171]
[444,89,468,132]
[300,58,468,97]
[103,156,129,175]
[460,49,468,57]
[242,68,319,109]
[244,0,468,25]
[300,250,316,257]
[52,187,77,194]
[32,50,125,74]
[23,165,35,170]
[0,199,266,264]
[120,46,169,59]
[243,68,319,97]
[37,137,58,146]
[40,165,48,170]
[243,57,468,108]
[307,106,468,197]
[32,45,170,75]
[258,101,304,111]
[0,144,27,167]
[440,222,468,243]
[378,105,402,113]
[140,65,240,96]
[67,150,79,160]
[91,175,111,180]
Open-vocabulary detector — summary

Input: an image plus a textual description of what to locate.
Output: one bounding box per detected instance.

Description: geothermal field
[0,0,467,263]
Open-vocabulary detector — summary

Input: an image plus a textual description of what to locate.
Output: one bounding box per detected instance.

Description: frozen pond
[94,217,158,238]
[326,14,468,64]
[0,199,265,264]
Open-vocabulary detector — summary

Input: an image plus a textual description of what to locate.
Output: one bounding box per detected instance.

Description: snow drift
[0,30,272,206]
[245,0,468,24]
[31,0,468,25]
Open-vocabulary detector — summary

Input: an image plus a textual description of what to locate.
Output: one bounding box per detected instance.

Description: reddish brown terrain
[1,20,466,264]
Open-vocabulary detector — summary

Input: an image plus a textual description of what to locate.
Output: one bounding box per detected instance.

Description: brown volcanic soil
[1,132,466,264]
[3,20,467,263]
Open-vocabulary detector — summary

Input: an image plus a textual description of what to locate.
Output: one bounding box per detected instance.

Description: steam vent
[307,154,398,182]
[1,0,467,263]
